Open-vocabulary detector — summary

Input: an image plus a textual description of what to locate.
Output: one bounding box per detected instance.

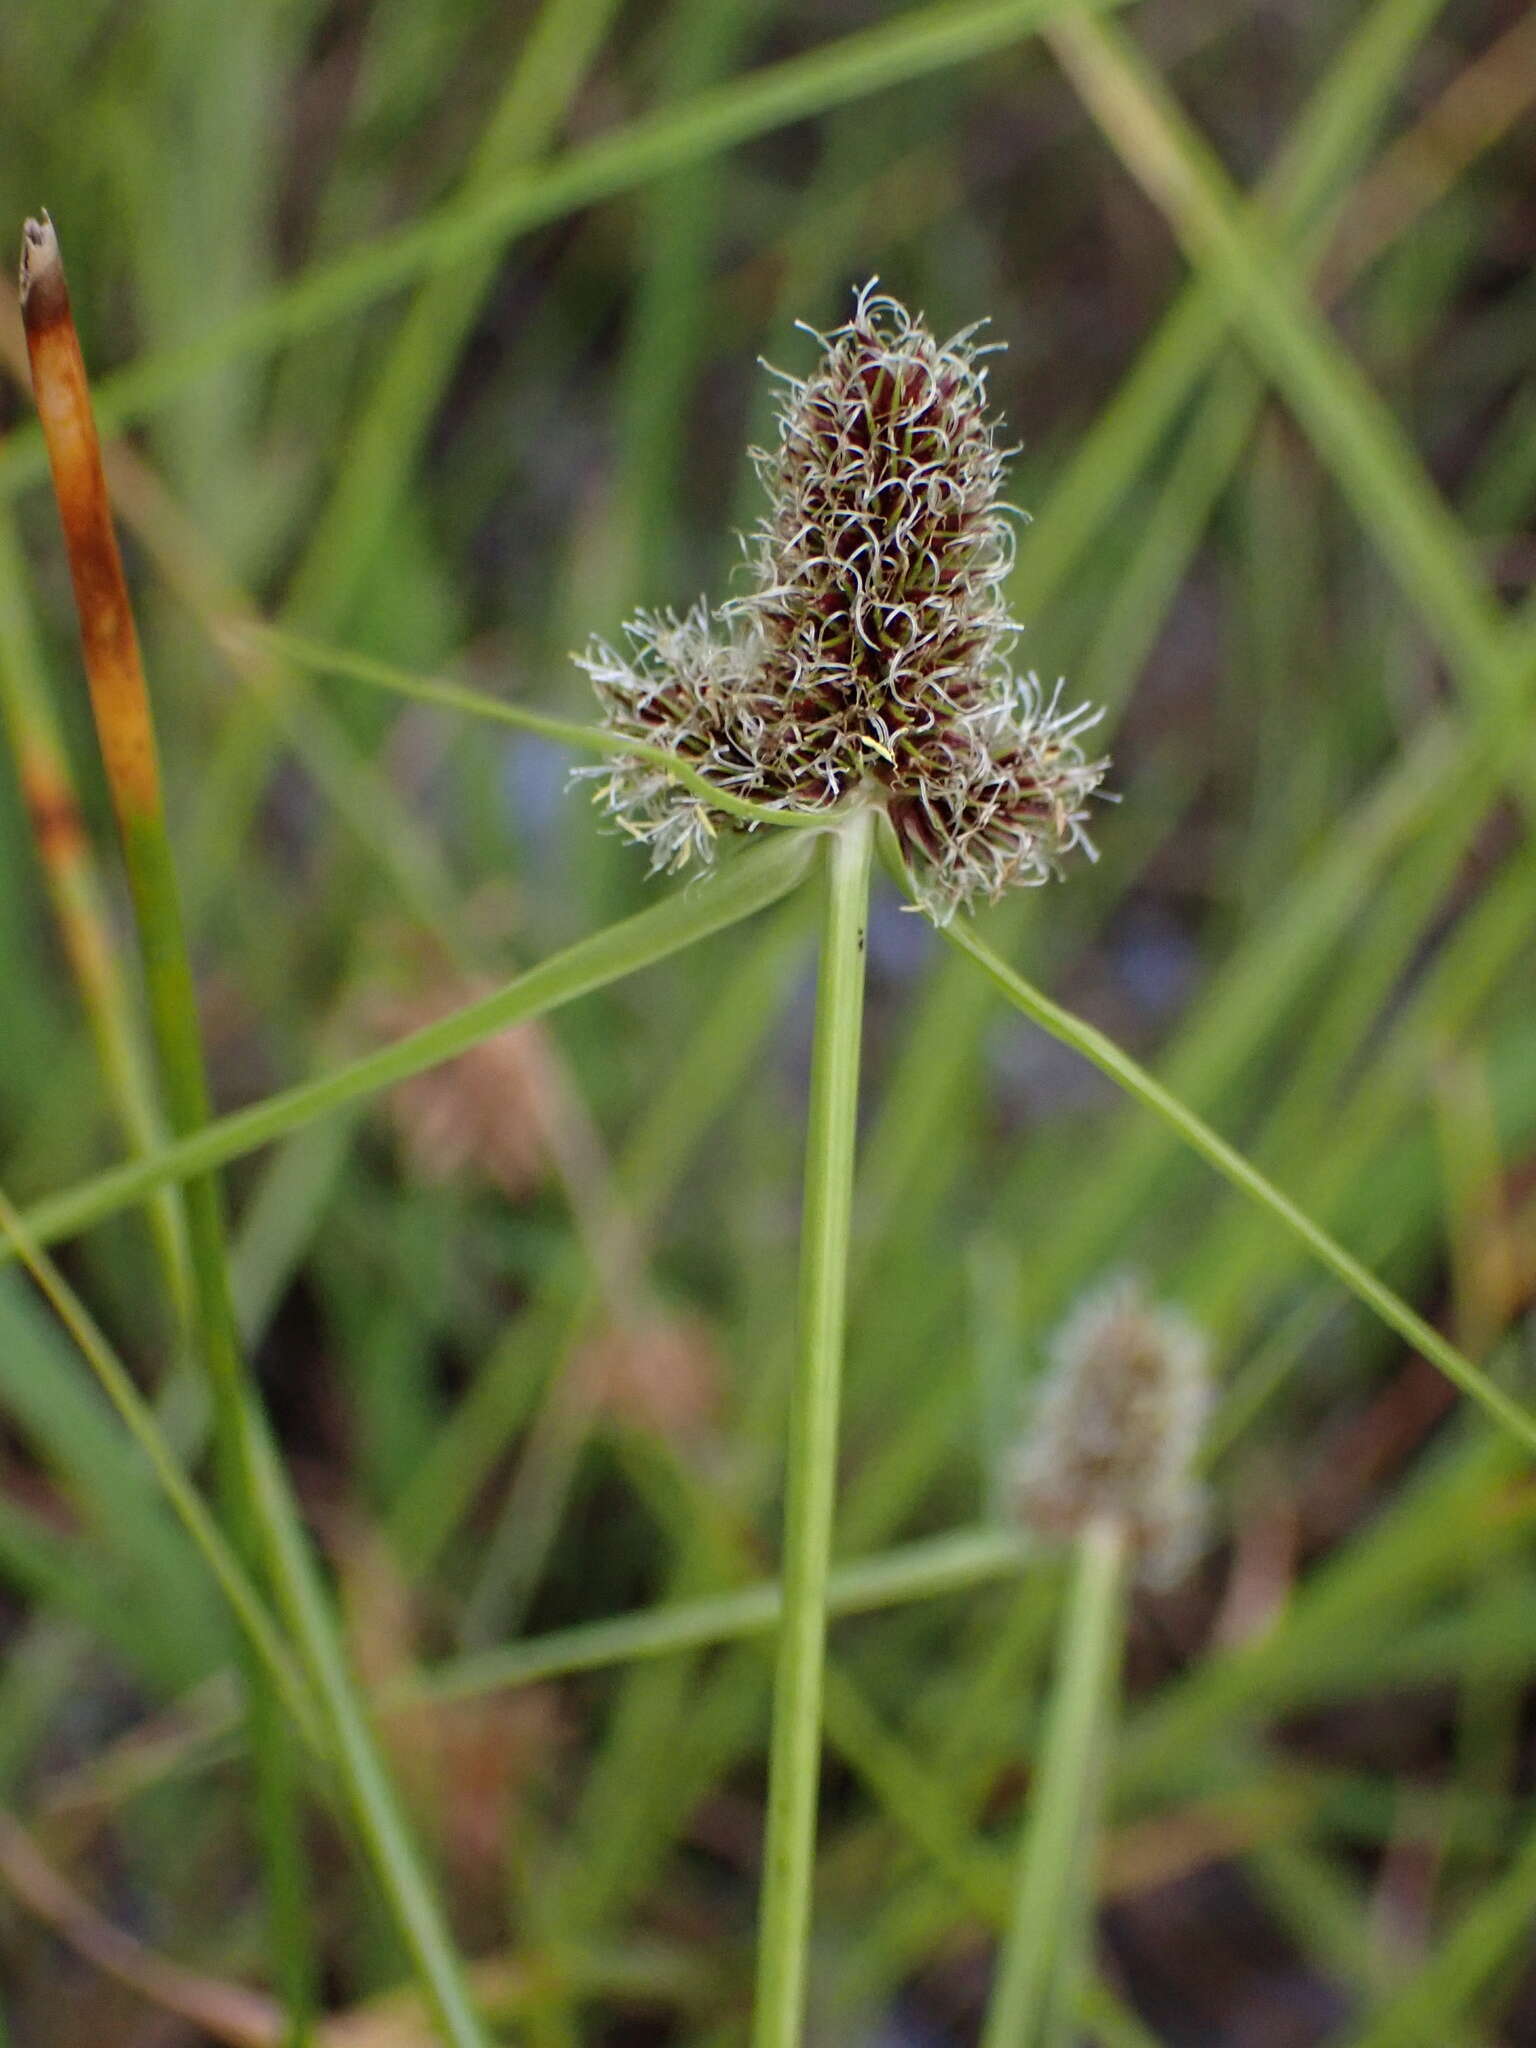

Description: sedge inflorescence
[576,282,1108,922]
[1010,1276,1210,1585]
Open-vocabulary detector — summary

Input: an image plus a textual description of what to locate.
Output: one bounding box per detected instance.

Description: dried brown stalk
[18,214,160,830]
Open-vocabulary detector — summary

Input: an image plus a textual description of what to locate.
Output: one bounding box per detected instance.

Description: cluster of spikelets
[1010,1275,1210,1585]
[577,282,1107,923]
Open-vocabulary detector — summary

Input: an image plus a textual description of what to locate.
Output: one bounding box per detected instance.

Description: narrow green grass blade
[1046,15,1533,795]
[607,0,760,608]
[413,1526,1030,1705]
[0,1274,218,1672]
[754,809,873,2048]
[1121,1431,1529,1793]
[0,1497,181,1686]
[1014,0,1453,623]
[0,1189,318,1743]
[0,511,192,1323]
[820,1659,1009,1925]
[11,829,817,1257]
[233,1414,488,2048]
[1187,838,1536,1339]
[1010,719,1462,1321]
[941,915,1536,1457]
[982,1522,1125,2048]
[0,0,1134,497]
[284,0,625,633]
[450,901,813,1632]
[1335,1822,1536,2046]
[238,625,842,832]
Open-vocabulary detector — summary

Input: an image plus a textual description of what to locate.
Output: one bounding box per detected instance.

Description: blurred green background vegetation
[1,0,1536,2041]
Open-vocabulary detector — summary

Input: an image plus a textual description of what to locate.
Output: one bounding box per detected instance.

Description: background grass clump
[2,0,1536,2042]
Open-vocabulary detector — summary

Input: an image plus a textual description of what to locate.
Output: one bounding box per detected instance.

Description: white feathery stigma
[575,281,1109,921]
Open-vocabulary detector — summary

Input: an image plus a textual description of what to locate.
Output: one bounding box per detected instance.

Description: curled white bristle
[574,283,1109,920]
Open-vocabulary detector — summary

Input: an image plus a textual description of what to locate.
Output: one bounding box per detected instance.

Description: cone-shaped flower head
[577,283,1107,921]
[1009,1276,1210,1585]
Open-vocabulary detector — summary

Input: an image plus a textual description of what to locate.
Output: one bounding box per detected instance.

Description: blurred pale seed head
[364,981,557,1201]
[1010,1274,1211,1585]
[571,1313,724,1450]
[576,281,1108,921]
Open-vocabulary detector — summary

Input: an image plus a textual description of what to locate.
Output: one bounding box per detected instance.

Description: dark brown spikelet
[578,282,1108,920]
